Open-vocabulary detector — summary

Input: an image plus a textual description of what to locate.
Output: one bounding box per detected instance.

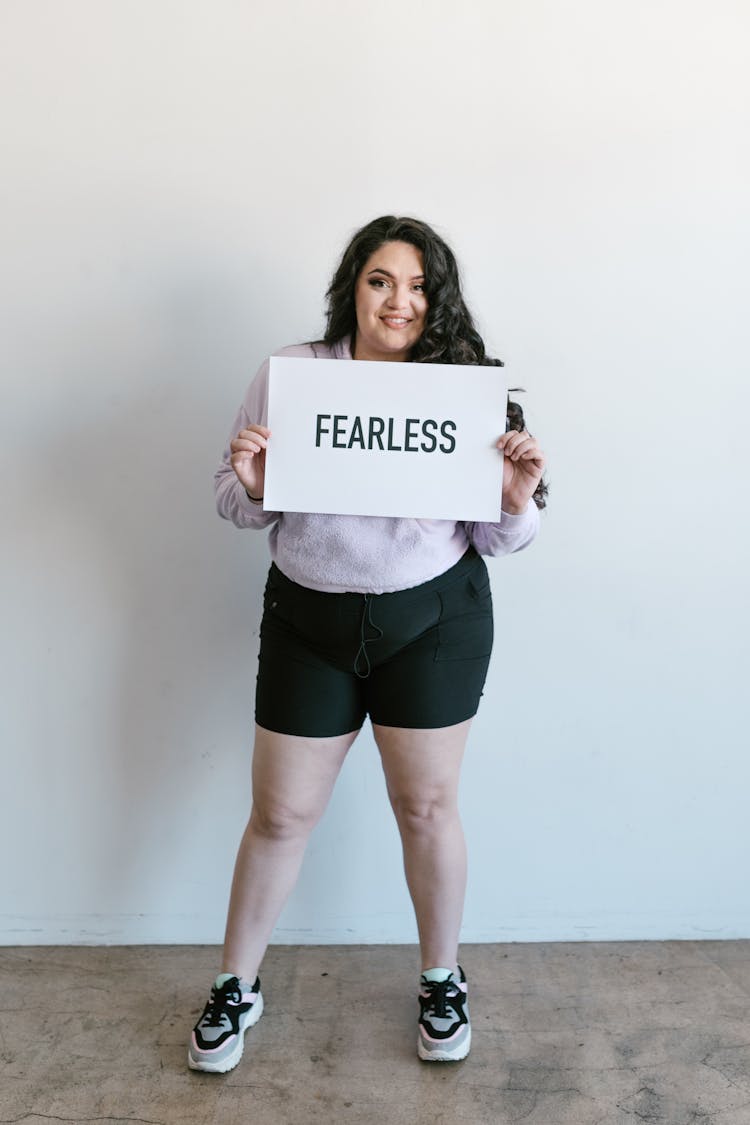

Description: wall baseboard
[2,913,748,946]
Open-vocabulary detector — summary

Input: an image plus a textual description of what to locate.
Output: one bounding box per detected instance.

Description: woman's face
[353,240,428,362]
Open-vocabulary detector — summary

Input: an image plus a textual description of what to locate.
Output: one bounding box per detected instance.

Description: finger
[240,425,271,439]
[513,439,544,461]
[230,446,261,459]
[519,448,545,467]
[499,432,533,460]
[510,436,541,458]
[497,428,529,449]
[230,452,260,468]
[232,436,268,455]
[236,429,270,447]
[510,440,533,461]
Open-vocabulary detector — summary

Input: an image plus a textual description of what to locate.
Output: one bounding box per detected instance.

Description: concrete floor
[1,942,749,1125]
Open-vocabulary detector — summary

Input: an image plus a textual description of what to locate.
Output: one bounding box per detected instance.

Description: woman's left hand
[496,430,546,514]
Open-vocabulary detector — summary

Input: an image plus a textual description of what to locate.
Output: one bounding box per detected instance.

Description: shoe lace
[423,977,457,1019]
[202,978,242,1027]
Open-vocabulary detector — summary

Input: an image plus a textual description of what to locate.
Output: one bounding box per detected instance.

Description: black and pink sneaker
[188,973,263,1073]
[417,967,471,1061]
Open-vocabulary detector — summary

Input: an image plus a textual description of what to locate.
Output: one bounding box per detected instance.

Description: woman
[189,216,546,1072]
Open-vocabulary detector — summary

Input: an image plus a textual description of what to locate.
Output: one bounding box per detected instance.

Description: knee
[249,798,318,843]
[390,790,457,835]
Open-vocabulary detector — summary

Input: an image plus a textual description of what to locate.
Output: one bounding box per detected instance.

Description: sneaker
[188,973,264,1073]
[417,966,471,1062]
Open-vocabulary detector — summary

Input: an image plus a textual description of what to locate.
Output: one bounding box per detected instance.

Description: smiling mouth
[381,316,411,328]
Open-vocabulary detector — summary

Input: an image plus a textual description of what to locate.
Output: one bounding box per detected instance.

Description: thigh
[251,724,358,828]
[373,720,472,809]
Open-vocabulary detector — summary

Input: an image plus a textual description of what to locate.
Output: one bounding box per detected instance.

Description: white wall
[2,0,748,944]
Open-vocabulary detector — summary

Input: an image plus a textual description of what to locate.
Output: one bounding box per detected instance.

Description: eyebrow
[367,268,425,281]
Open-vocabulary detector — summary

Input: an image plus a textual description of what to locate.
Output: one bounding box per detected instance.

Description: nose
[386,283,410,309]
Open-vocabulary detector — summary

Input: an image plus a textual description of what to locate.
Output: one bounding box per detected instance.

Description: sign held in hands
[264,357,507,521]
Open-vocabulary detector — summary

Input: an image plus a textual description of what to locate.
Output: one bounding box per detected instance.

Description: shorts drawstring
[353,594,383,679]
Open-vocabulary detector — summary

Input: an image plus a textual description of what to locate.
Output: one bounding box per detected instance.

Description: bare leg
[372,719,472,972]
[221,723,358,981]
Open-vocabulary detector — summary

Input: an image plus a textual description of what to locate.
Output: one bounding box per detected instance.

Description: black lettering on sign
[332,415,348,448]
[315,414,331,447]
[387,418,402,451]
[369,417,385,450]
[314,415,458,453]
[421,419,438,452]
[348,415,365,449]
[404,418,420,452]
[439,420,457,454]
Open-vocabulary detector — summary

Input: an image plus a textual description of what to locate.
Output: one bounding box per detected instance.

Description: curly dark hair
[322,215,547,509]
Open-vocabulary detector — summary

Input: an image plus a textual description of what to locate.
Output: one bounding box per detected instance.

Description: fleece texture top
[214,338,540,594]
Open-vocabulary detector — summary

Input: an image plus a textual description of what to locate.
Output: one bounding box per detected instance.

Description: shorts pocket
[435,574,494,662]
[261,570,299,631]
[262,572,282,613]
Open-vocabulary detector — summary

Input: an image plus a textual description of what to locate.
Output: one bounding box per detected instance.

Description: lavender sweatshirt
[214,339,540,594]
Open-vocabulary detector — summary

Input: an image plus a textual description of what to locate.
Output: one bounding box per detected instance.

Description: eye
[412,283,425,293]
[368,277,389,289]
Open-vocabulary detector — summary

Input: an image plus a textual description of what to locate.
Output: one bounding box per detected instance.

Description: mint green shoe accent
[422,967,455,983]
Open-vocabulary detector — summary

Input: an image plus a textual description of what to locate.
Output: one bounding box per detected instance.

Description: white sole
[188,991,264,1073]
[418,1026,471,1062]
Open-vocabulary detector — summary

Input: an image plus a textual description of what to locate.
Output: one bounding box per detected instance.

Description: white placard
[263,357,508,521]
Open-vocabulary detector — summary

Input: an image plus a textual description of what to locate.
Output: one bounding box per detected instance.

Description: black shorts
[255,548,494,737]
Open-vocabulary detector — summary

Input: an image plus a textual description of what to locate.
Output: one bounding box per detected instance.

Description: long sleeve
[463,498,540,557]
[214,357,281,530]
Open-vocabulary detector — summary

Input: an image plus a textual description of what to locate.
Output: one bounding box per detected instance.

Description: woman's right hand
[230,425,271,500]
